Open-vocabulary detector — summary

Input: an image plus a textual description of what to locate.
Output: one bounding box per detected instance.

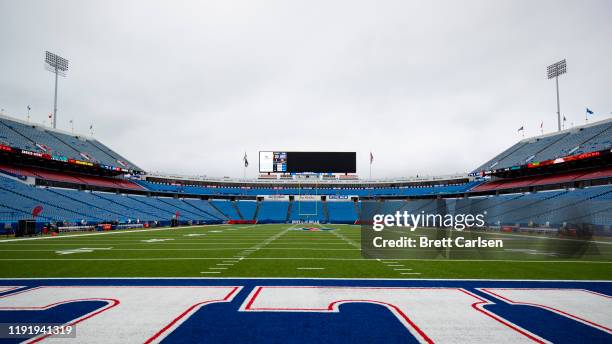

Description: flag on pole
[27,105,31,111]
[243,152,249,168]
[540,121,543,129]
[369,152,374,165]
[586,108,594,115]
[89,124,93,130]
[517,126,524,132]
[48,112,52,119]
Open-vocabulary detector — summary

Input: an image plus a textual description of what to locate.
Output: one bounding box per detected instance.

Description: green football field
[0,224,610,280]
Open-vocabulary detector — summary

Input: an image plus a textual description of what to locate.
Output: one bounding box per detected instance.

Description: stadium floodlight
[547,59,566,132]
[44,51,69,129]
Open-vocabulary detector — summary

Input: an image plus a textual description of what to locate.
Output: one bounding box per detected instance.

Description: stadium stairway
[236,201,257,221]
[285,201,292,223]
[155,197,210,220]
[203,201,229,220]
[232,201,244,220]
[180,199,225,222]
[323,201,330,223]
[210,200,239,220]
[253,201,261,221]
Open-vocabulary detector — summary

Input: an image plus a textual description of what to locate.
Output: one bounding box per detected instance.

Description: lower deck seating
[236,201,257,220]
[257,201,288,223]
[326,202,358,223]
[0,174,608,229]
[210,200,240,220]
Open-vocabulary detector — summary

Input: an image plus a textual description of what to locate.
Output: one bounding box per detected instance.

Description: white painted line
[0,224,225,243]
[223,260,240,263]
[216,263,234,266]
[394,268,413,271]
[141,238,174,243]
[209,267,227,270]
[400,272,421,275]
[387,265,404,267]
[200,271,221,274]
[1,257,608,263]
[297,267,325,270]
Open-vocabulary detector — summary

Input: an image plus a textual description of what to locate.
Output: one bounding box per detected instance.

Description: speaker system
[16,220,36,237]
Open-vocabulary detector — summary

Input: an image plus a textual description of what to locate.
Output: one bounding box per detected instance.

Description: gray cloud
[0,0,610,178]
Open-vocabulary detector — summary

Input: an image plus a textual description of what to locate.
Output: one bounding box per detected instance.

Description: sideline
[0,224,228,243]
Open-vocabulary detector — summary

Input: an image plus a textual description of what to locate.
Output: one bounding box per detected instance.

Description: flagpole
[585,110,588,123]
[243,151,247,179]
[369,151,372,180]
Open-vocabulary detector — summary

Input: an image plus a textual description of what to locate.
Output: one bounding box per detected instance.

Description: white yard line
[2,257,608,263]
[0,248,360,251]
[331,230,360,249]
[297,267,325,270]
[202,224,292,272]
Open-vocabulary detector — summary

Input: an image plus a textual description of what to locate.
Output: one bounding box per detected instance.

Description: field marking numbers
[141,238,174,243]
[55,247,113,255]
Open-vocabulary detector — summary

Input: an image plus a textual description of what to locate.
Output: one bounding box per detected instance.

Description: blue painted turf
[0,279,609,343]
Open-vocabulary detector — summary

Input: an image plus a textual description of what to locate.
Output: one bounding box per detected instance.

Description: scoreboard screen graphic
[259,151,356,173]
[259,151,287,173]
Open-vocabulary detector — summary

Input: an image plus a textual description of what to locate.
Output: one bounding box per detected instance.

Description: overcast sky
[0,0,610,178]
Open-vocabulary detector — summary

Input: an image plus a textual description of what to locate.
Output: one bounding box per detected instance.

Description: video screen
[259,151,356,173]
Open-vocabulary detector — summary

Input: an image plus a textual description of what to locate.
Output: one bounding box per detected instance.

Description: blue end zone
[0,279,610,344]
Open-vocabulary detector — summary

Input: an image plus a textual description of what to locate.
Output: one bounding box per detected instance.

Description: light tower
[546,59,566,132]
[44,51,69,129]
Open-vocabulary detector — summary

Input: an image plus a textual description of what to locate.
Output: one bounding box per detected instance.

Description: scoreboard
[259,151,356,173]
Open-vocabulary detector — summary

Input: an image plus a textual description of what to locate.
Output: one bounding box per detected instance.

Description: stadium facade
[0,114,610,233]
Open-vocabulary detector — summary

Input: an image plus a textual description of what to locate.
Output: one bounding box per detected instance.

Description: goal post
[296,177,320,222]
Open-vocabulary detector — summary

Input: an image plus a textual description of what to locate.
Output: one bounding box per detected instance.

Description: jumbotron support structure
[547,59,567,132]
[44,51,69,129]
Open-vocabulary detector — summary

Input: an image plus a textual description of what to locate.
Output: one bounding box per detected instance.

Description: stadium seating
[472,167,612,192]
[326,201,358,224]
[290,201,325,222]
[210,200,240,220]
[451,185,612,227]
[0,116,141,171]
[236,201,257,220]
[135,179,481,197]
[0,164,143,190]
[473,119,612,173]
[0,113,609,230]
[257,201,289,223]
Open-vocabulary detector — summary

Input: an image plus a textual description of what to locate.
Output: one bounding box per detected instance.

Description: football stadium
[0,1,611,343]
